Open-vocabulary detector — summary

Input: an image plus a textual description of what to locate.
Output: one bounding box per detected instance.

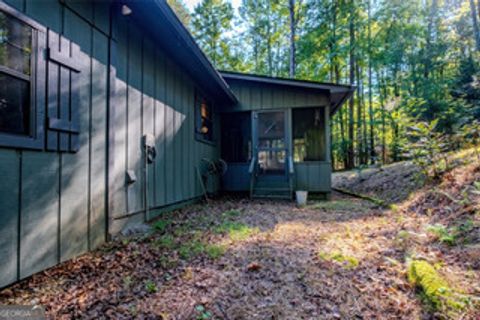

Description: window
[195,93,213,142]
[0,3,46,150]
[292,107,326,162]
[221,112,251,162]
[0,10,33,136]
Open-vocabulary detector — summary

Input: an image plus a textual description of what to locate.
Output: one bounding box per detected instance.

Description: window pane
[195,95,213,141]
[221,112,251,162]
[293,107,326,162]
[0,11,32,75]
[0,72,30,135]
[258,149,285,173]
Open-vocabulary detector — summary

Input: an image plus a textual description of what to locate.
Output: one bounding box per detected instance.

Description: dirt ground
[1,187,479,319]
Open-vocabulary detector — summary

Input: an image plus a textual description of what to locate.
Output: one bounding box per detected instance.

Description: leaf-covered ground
[1,156,480,319]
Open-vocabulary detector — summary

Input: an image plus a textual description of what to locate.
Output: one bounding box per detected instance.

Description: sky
[183,0,242,12]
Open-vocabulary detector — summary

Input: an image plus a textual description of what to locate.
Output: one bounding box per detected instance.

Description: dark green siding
[0,0,220,288]
[108,10,220,231]
[226,79,329,112]
[221,79,332,193]
[0,0,110,287]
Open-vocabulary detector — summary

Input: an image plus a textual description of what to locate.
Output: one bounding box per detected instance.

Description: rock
[120,223,152,237]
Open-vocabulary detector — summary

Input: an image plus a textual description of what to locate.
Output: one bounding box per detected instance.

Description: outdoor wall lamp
[121,4,132,16]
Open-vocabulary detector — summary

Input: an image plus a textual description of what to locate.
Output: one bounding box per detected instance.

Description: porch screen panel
[221,112,251,162]
[293,107,326,162]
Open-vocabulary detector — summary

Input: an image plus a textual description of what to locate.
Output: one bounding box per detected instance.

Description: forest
[169,0,480,170]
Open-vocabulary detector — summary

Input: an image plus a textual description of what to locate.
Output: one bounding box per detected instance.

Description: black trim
[0,3,45,150]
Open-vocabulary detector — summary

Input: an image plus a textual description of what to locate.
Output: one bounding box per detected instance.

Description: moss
[319,251,359,269]
[407,260,465,312]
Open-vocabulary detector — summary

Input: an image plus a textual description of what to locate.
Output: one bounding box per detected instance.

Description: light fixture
[121,4,132,16]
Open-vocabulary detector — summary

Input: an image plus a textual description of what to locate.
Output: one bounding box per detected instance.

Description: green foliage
[178,240,205,260]
[153,219,171,233]
[213,221,259,241]
[189,0,238,70]
[154,235,176,250]
[205,244,226,259]
[182,0,480,169]
[405,120,451,179]
[144,280,158,293]
[426,224,457,246]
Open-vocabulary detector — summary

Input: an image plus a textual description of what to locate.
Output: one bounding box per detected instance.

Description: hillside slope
[334,149,480,318]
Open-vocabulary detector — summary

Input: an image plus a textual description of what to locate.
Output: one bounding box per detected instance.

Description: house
[0,0,354,288]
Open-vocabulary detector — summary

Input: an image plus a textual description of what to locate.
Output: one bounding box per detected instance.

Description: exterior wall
[0,0,110,288]
[0,0,221,288]
[108,10,220,233]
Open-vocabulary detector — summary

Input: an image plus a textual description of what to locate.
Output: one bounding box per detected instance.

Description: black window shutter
[46,30,82,152]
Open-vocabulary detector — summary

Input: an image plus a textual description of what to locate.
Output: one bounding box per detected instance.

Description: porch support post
[325,106,330,163]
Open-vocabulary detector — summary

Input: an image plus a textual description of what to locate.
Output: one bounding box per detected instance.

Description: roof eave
[125,0,237,105]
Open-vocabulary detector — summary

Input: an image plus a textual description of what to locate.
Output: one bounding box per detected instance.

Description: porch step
[252,187,292,199]
[252,194,292,200]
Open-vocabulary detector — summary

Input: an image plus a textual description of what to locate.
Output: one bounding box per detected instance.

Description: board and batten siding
[0,0,110,287]
[108,10,220,233]
[0,0,220,288]
[220,78,332,193]
[225,79,330,112]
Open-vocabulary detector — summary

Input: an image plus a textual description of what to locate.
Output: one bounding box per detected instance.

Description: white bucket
[296,190,308,206]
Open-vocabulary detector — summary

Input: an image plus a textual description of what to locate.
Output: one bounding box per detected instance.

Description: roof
[220,71,355,115]
[124,0,237,104]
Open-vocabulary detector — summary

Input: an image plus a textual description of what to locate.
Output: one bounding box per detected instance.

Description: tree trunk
[470,0,480,51]
[367,0,375,164]
[348,0,356,169]
[478,0,480,22]
[356,62,363,165]
[424,0,438,79]
[329,0,337,83]
[288,0,296,78]
[266,2,273,76]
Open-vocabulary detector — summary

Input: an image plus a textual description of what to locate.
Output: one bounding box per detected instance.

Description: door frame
[252,109,291,176]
